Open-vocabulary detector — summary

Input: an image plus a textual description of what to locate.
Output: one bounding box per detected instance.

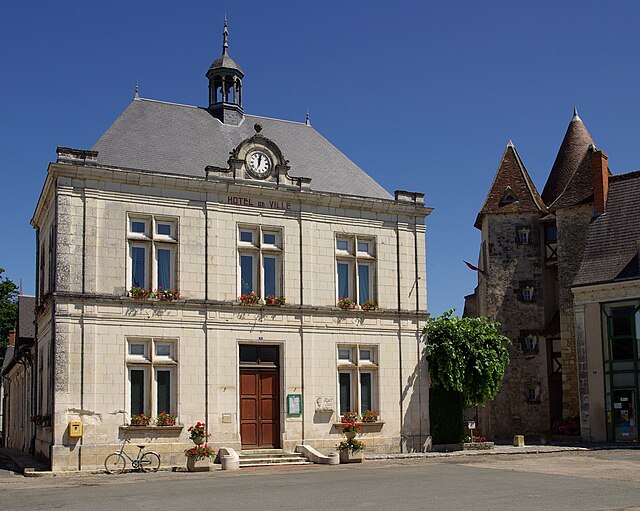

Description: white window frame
[336,345,378,417]
[126,338,178,420]
[127,214,179,292]
[335,235,377,305]
[237,225,283,299]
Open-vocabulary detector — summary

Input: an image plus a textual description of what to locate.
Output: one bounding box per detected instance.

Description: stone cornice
[572,278,640,306]
[48,291,429,321]
[45,162,432,219]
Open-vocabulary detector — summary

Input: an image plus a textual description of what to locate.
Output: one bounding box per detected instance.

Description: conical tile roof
[475,141,546,228]
[541,109,594,205]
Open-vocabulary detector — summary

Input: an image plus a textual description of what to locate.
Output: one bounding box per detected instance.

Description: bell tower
[206,18,244,125]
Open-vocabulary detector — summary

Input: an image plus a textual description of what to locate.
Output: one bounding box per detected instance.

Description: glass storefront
[602,301,640,441]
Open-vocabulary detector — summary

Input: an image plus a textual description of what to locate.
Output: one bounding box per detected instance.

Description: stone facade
[465,112,608,440]
[25,29,432,470]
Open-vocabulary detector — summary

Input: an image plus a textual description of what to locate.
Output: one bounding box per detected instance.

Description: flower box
[337,298,356,310]
[186,455,212,472]
[155,289,180,301]
[156,412,176,426]
[130,287,152,299]
[339,449,364,463]
[129,414,151,426]
[264,295,286,306]
[239,292,260,305]
[360,300,378,311]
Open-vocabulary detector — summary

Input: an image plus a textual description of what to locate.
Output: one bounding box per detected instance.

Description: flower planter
[339,449,363,463]
[186,456,211,472]
[344,431,357,440]
[193,437,205,446]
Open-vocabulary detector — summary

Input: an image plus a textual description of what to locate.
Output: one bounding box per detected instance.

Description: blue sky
[2,1,639,316]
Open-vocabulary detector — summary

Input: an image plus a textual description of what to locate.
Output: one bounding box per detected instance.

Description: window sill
[333,421,385,429]
[119,425,184,433]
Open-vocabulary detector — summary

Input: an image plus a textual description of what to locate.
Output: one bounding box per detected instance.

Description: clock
[247,151,272,178]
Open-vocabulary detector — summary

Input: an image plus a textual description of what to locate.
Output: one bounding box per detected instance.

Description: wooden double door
[239,368,280,449]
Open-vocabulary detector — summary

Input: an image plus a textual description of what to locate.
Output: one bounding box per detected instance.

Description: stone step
[239,450,305,459]
[241,461,314,468]
[238,451,311,468]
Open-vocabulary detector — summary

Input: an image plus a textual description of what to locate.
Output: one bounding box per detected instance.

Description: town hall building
[27,23,431,470]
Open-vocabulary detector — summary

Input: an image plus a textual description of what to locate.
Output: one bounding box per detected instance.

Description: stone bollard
[327,452,340,465]
[513,435,525,447]
[221,455,240,471]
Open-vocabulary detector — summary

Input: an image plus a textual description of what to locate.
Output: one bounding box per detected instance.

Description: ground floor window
[127,338,177,419]
[602,300,640,441]
[337,345,378,416]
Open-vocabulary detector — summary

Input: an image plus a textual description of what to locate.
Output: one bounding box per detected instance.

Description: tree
[424,309,511,407]
[0,268,19,368]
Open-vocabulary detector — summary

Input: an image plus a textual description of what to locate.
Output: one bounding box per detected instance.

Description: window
[518,228,530,245]
[126,338,177,419]
[527,386,540,403]
[337,345,378,416]
[237,225,282,299]
[522,286,534,302]
[127,215,178,292]
[335,235,376,305]
[606,306,637,361]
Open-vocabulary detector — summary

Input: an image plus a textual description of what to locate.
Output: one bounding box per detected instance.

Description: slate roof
[573,171,640,286]
[18,295,35,341]
[208,53,244,75]
[92,98,392,200]
[475,142,546,228]
[542,112,595,206]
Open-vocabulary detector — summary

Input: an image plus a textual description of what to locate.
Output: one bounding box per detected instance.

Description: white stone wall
[32,164,430,471]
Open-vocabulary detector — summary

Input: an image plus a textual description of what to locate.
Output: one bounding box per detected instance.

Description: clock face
[247,151,272,177]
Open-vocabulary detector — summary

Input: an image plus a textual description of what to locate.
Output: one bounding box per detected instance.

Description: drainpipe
[395,215,404,453]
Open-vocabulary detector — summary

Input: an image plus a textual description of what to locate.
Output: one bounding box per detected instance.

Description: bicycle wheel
[104,453,126,474]
[139,451,160,472]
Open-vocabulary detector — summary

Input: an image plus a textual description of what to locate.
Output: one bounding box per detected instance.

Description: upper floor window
[518,228,530,245]
[522,286,534,302]
[127,215,178,292]
[335,235,376,305]
[238,225,283,299]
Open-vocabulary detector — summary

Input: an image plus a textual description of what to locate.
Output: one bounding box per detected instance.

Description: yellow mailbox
[68,420,83,438]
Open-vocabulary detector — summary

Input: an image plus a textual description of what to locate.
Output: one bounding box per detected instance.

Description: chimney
[591,146,609,215]
[8,329,16,347]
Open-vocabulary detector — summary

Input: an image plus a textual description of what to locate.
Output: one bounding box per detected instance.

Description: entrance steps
[238,449,313,468]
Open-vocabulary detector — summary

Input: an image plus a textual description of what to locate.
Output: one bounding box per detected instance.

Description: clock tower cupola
[206,18,244,125]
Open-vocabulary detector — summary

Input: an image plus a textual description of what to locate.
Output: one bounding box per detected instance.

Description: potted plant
[130,287,152,299]
[341,420,362,440]
[361,410,379,423]
[130,413,151,426]
[239,291,260,305]
[337,298,356,310]
[337,438,365,463]
[156,411,176,426]
[264,295,286,306]
[155,289,180,301]
[184,444,215,472]
[360,300,378,311]
[188,422,209,445]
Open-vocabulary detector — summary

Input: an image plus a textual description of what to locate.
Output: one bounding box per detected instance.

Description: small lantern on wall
[518,228,530,244]
[522,286,534,302]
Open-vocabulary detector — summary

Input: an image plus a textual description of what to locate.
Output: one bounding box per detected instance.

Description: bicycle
[104,438,161,474]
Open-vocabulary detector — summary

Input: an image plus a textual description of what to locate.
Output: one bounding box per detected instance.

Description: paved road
[3,450,640,510]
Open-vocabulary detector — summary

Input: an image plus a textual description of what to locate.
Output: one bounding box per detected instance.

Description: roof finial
[507,139,514,148]
[134,80,139,100]
[572,107,581,121]
[305,108,310,126]
[222,16,229,55]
